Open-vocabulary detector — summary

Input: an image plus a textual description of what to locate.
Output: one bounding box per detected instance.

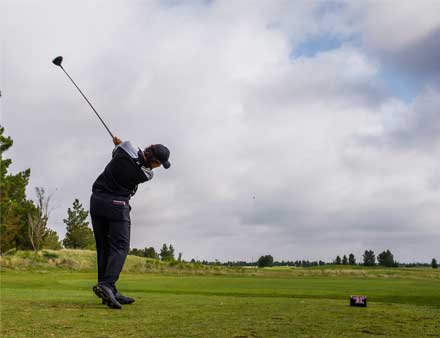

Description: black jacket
[92,145,151,198]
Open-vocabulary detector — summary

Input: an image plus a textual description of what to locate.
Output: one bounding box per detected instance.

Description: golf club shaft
[59,65,114,139]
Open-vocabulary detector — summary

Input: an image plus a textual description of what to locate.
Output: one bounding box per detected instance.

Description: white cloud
[346,1,440,52]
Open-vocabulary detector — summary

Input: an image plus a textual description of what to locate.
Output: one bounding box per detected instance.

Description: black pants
[90,193,131,291]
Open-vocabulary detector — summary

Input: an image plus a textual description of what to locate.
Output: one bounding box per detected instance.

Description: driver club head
[52,56,63,67]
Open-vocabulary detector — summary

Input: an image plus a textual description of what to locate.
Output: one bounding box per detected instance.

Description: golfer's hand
[113,136,122,146]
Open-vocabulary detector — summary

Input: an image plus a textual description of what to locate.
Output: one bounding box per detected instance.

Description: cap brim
[162,161,171,169]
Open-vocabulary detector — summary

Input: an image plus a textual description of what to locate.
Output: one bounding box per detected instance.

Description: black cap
[151,144,171,169]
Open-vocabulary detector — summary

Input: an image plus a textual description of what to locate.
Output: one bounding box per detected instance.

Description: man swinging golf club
[52,56,171,309]
[91,136,170,309]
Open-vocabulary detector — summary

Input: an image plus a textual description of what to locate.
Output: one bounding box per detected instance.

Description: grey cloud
[394,27,440,82]
[356,87,440,149]
[339,1,440,85]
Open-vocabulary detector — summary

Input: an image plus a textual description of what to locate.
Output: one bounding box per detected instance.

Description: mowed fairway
[1,269,439,338]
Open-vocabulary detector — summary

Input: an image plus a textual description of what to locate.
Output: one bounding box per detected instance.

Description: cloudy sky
[2,0,440,262]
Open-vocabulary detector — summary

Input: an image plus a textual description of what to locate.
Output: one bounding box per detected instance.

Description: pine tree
[342,255,348,265]
[377,249,396,267]
[363,250,376,266]
[348,253,356,265]
[169,244,175,260]
[43,229,62,250]
[0,125,36,252]
[160,244,170,261]
[159,244,176,261]
[62,199,95,249]
[335,255,342,265]
[431,258,438,269]
[144,247,159,259]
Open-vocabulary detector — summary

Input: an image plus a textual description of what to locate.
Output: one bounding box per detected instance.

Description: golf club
[52,56,114,139]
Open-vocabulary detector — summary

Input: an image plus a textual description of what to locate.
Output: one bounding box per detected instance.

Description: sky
[2,0,440,263]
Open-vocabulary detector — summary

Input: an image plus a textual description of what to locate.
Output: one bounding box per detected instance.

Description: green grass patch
[1,269,439,337]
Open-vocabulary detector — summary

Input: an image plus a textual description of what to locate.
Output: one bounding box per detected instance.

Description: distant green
[1,263,439,337]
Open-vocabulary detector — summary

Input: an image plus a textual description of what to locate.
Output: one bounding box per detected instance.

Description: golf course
[3,1,440,337]
[1,250,439,337]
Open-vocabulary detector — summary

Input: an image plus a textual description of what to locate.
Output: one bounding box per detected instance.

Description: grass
[0,249,246,275]
[1,255,439,337]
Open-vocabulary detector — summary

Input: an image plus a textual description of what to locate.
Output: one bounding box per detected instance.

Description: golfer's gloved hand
[113,136,122,146]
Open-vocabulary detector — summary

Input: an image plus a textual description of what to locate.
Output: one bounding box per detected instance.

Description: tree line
[254,250,438,269]
[129,244,183,262]
[1,125,438,270]
[152,252,438,269]
[1,126,94,253]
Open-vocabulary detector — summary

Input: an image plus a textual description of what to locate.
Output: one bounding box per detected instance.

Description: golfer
[90,136,170,309]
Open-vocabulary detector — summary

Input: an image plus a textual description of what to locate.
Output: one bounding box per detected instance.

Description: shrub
[43,251,59,259]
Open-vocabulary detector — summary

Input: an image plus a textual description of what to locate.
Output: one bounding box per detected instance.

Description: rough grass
[2,250,439,280]
[1,269,439,338]
[0,249,246,275]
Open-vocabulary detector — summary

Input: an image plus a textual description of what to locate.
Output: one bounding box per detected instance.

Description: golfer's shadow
[47,301,114,310]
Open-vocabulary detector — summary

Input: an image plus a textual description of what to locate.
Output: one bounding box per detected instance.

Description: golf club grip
[60,66,114,139]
